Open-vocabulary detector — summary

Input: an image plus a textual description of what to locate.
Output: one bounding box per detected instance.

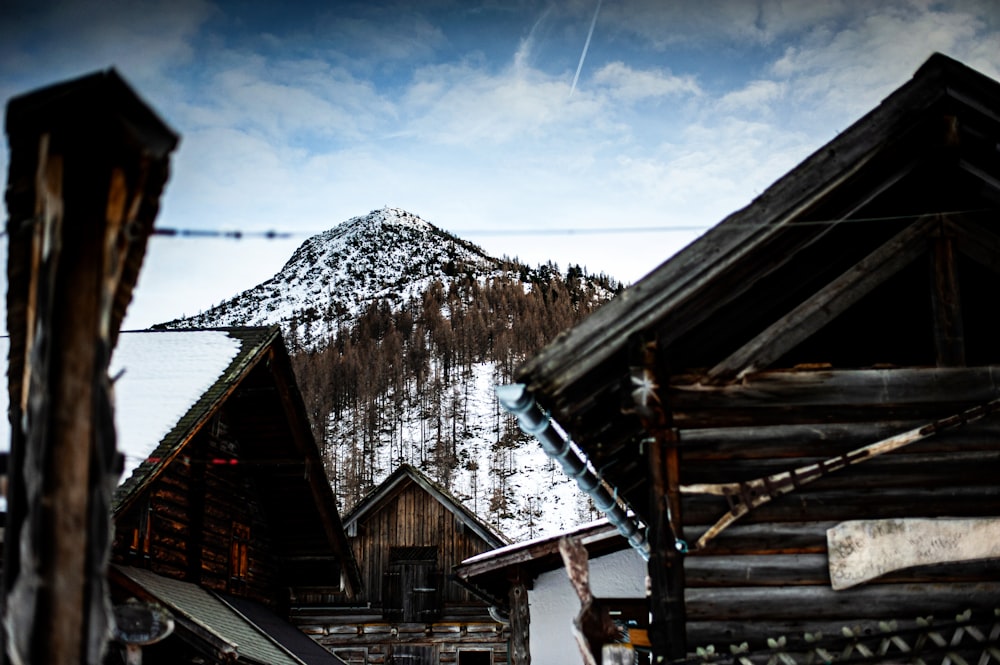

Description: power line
[2,208,997,241]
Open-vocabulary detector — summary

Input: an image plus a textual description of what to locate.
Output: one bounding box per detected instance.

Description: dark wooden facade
[510,54,1000,664]
[294,464,510,665]
[107,327,361,663]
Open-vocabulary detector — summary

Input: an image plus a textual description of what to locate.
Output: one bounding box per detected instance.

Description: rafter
[706,214,939,383]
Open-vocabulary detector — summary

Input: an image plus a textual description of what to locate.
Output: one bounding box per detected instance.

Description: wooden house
[454,520,647,664]
[293,464,510,665]
[103,326,362,663]
[500,53,1000,664]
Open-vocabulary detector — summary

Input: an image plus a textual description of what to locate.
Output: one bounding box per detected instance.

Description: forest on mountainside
[289,262,621,526]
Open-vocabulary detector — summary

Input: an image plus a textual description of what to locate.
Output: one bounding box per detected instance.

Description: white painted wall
[527,547,647,664]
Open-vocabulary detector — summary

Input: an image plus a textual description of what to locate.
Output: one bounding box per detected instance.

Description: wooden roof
[453,520,627,605]
[345,463,509,550]
[111,565,348,665]
[514,53,1000,524]
[112,326,362,596]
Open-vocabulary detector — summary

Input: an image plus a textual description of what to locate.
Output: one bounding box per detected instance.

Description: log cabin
[293,464,510,665]
[499,53,1000,664]
[105,326,363,664]
[0,326,362,664]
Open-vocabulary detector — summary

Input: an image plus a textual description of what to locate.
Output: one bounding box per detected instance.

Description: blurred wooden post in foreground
[3,70,178,665]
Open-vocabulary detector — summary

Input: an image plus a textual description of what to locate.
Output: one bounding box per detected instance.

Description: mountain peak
[164,207,508,339]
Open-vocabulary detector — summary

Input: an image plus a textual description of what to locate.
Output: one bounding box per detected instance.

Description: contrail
[570,0,603,97]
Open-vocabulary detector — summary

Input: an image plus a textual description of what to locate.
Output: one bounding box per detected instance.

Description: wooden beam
[929,226,966,366]
[508,571,530,665]
[627,339,687,660]
[3,71,176,665]
[706,215,937,383]
[947,214,1000,275]
[669,365,1000,416]
[827,517,1000,590]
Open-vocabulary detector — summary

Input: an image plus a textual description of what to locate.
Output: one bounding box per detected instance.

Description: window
[128,503,152,564]
[383,546,441,622]
[458,650,492,665]
[230,522,251,589]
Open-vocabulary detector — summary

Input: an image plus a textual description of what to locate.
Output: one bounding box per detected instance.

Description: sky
[1,0,999,329]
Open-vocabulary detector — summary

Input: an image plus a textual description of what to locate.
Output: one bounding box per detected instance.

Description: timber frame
[511,53,1000,663]
[293,464,511,665]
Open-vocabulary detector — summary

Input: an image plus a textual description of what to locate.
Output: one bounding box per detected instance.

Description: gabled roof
[107,326,361,595]
[111,327,274,510]
[112,566,348,665]
[514,53,1000,523]
[345,464,509,549]
[454,519,628,605]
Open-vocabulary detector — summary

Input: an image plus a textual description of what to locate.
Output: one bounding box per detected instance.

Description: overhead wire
[1,207,997,241]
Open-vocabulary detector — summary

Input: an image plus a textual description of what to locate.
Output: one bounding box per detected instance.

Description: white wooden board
[827,517,1000,590]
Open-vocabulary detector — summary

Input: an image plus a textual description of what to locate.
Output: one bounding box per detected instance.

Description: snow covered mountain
[166,207,526,344]
[162,207,621,541]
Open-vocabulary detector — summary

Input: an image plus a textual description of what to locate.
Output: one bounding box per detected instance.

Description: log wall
[675,398,1000,652]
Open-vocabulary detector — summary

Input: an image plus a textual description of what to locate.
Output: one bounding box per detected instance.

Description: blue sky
[2,0,999,328]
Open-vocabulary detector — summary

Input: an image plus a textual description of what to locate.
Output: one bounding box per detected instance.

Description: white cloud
[3,0,999,328]
[717,79,786,114]
[770,3,1000,123]
[591,61,702,102]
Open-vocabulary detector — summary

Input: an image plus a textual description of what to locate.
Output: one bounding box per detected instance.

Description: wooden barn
[293,464,510,665]
[106,326,362,664]
[500,53,1000,664]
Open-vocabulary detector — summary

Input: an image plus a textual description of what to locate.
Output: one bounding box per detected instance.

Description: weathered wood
[601,644,634,665]
[707,214,937,383]
[685,582,1000,621]
[517,63,952,399]
[669,366,1000,421]
[682,485,1000,526]
[509,574,530,665]
[681,395,1000,549]
[680,450,1000,489]
[827,517,1000,590]
[685,522,833,555]
[685,554,830,587]
[929,229,966,366]
[4,70,176,665]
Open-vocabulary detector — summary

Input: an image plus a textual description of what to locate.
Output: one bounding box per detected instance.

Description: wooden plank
[680,450,1000,489]
[670,366,1000,414]
[827,517,1000,590]
[687,553,1000,587]
[686,554,829,587]
[682,484,1000,526]
[682,396,1000,549]
[929,230,966,366]
[680,420,1000,459]
[685,582,1000,621]
[707,215,937,383]
[686,521,833,555]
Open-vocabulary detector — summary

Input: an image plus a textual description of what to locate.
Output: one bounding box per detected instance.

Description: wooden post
[930,219,965,367]
[628,338,686,661]
[509,568,531,665]
[3,70,178,665]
